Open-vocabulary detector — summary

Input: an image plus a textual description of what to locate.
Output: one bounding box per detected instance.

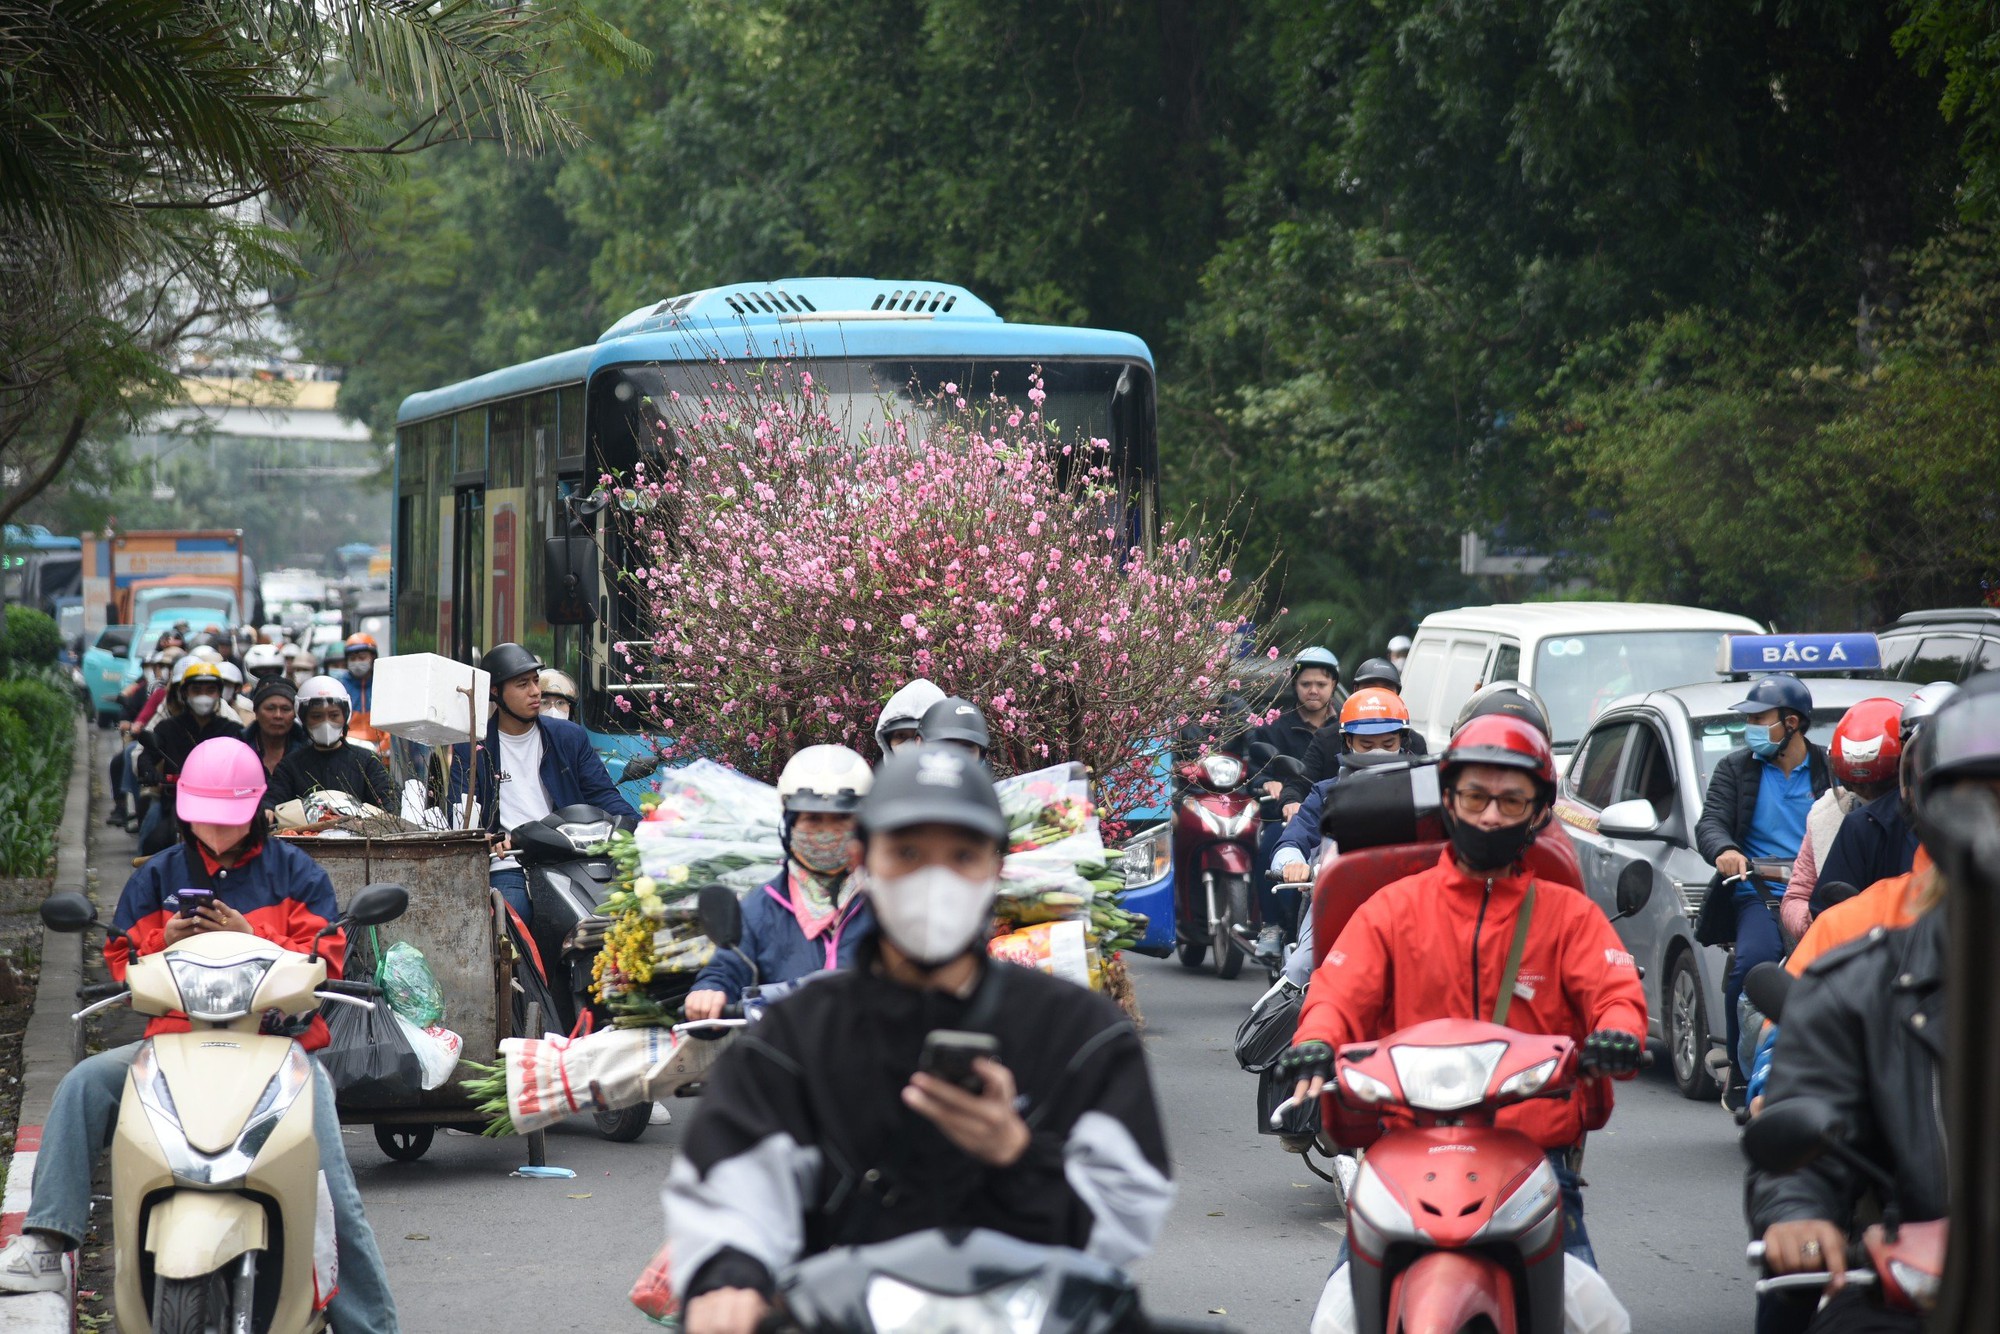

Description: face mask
[790,824,852,875]
[347,659,373,680]
[1447,812,1541,874]
[188,693,219,717]
[868,865,998,966]
[1744,721,1785,760]
[310,721,344,747]
[290,671,311,687]
[544,703,572,721]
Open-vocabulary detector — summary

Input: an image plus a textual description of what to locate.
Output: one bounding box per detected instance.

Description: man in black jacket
[1812,789,1918,913]
[665,745,1173,1334]
[1747,674,2000,1333]
[1694,673,1830,1094]
[1251,647,1339,954]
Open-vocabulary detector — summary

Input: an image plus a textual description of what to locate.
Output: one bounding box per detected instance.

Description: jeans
[490,866,531,925]
[25,1043,399,1333]
[1726,890,1786,1080]
[1333,1150,1596,1270]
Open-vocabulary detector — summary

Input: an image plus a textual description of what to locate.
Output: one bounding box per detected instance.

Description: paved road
[348,950,1756,1332]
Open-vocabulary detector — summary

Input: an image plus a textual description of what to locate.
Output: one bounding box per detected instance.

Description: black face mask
[1447,810,1545,874]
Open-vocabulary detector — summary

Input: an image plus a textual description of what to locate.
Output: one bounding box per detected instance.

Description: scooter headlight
[167,955,273,1022]
[1339,1066,1394,1105]
[864,1274,1050,1334]
[1388,1041,1508,1112]
[1198,753,1244,789]
[1496,1057,1560,1100]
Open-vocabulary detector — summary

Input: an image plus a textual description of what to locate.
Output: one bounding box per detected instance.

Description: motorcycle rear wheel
[596,1104,651,1142]
[153,1271,228,1334]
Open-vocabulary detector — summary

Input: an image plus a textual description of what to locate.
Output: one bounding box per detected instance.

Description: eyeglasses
[1446,787,1536,820]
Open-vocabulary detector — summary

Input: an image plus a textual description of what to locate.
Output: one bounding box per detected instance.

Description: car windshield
[1687,705,1855,791]
[1535,631,1732,746]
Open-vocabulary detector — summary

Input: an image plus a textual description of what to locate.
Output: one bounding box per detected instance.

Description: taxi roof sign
[1719,632,1882,677]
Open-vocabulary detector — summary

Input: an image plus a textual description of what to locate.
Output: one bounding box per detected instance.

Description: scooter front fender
[145,1191,267,1279]
[1200,843,1254,875]
[1387,1249,1518,1334]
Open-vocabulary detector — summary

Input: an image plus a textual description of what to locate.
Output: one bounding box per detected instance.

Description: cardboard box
[371,652,490,746]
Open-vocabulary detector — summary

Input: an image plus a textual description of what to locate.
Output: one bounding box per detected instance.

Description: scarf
[787,862,854,941]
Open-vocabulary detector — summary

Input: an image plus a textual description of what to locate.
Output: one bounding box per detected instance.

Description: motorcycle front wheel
[1211,874,1249,980]
[153,1272,229,1334]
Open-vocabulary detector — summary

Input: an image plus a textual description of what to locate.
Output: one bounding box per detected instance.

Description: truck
[83,529,254,631]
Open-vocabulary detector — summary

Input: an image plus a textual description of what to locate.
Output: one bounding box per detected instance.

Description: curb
[1,716,90,1330]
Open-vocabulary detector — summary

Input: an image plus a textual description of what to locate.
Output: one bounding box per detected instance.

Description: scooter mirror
[1247,740,1277,767]
[1741,1095,1844,1173]
[620,753,662,784]
[1744,961,1793,1024]
[1612,861,1654,921]
[697,883,742,950]
[1266,755,1307,781]
[39,891,96,933]
[346,883,410,927]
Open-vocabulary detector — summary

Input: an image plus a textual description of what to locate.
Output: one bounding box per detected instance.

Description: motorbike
[1317,1018,1588,1334]
[508,802,647,1139]
[1170,748,1264,979]
[765,1227,1223,1334]
[39,881,410,1334]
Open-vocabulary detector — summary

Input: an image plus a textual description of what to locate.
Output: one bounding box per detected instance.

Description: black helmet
[1730,673,1812,728]
[1454,680,1553,739]
[483,642,543,688]
[1913,670,2000,803]
[1352,657,1402,692]
[858,743,1009,845]
[920,695,991,752]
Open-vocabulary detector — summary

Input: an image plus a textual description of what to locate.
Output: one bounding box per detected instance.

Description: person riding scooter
[664,744,1174,1334]
[683,746,877,1020]
[1276,714,1648,1276]
[538,668,580,721]
[267,675,398,814]
[1252,648,1340,956]
[874,678,946,756]
[442,642,636,925]
[919,694,991,762]
[0,739,399,1331]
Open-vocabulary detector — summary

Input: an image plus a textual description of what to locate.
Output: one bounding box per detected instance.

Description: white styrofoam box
[370,652,490,746]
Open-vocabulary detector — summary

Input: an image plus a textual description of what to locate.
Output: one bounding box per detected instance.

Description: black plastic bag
[319,994,422,1105]
[1233,977,1304,1073]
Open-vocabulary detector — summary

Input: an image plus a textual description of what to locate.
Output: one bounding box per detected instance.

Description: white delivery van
[1401,602,1766,758]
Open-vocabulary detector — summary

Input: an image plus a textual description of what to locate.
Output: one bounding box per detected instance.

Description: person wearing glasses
[1275,713,1649,1271]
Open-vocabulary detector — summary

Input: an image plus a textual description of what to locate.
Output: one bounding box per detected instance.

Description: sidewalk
[0,717,90,1331]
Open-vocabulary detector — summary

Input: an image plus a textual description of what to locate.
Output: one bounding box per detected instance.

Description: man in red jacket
[1279,714,1649,1267]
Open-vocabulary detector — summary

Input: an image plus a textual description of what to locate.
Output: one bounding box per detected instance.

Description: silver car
[1554,678,1917,1101]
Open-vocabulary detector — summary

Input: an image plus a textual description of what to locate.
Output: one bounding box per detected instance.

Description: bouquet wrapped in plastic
[990,764,1149,986]
[461,1024,729,1135]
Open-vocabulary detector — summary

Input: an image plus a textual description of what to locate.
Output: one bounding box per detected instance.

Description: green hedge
[2,605,62,669]
[0,674,74,876]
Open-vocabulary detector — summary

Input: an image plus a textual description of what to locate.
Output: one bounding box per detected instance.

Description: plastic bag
[629,1240,680,1324]
[391,1013,463,1090]
[319,995,422,1104]
[1234,977,1304,1073]
[989,920,1092,988]
[377,939,444,1026]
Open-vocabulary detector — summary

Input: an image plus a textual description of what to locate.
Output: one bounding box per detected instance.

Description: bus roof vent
[600,279,999,341]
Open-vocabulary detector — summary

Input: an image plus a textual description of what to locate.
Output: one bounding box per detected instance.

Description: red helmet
[1443,714,1558,797]
[1830,697,1904,786]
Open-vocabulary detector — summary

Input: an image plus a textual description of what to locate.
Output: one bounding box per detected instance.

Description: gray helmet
[1291,646,1340,679]
[1352,657,1402,692]
[1913,671,2000,803]
[858,743,1009,845]
[1899,679,1962,744]
[920,695,991,752]
[483,642,543,688]
[1455,680,1553,739]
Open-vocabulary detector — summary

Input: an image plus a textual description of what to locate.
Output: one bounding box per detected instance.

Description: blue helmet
[1291,646,1340,679]
[1730,673,1812,726]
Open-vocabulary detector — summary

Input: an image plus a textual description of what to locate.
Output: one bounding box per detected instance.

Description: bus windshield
[1535,630,1731,746]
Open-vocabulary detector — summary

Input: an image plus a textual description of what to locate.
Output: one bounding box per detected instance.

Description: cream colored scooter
[40,883,407,1334]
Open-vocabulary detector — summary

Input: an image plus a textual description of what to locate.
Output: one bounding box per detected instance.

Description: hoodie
[874,678,946,749]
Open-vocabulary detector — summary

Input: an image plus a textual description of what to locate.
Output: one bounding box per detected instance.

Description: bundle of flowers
[989,763,1148,994]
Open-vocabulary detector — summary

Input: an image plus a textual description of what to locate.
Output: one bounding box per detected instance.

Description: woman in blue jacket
[684,745,877,1017]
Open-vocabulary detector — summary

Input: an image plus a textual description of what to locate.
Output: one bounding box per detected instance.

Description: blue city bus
[392,277,1174,946]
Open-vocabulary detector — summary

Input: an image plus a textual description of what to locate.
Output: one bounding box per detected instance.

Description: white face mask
[187,693,219,717]
[867,865,998,966]
[347,658,373,680]
[310,721,344,747]
[544,702,571,721]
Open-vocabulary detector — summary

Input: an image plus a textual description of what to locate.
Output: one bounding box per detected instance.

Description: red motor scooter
[1170,749,1263,979]
[1327,1018,1583,1334]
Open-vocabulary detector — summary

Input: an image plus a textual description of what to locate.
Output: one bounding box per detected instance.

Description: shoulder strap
[1491,880,1536,1026]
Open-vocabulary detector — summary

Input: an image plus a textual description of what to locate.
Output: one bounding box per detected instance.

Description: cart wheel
[1176,940,1207,969]
[595,1104,651,1143]
[375,1124,436,1162]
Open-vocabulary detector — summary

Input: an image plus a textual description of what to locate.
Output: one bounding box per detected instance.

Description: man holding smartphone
[665,744,1175,1334]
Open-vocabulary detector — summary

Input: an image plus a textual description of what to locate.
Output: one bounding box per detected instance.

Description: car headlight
[557,820,614,849]
[166,955,274,1022]
[1388,1040,1508,1112]
[1340,1066,1393,1104]
[1120,824,1172,887]
[1199,753,1244,789]
[1496,1057,1559,1100]
[864,1274,1050,1334]
[1888,1259,1940,1310]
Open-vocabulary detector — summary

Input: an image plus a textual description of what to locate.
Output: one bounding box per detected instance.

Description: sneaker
[104,806,128,826]
[0,1232,67,1294]
[1255,925,1285,960]
[650,1102,673,1126]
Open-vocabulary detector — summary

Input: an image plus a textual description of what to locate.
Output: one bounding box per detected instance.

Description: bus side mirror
[544,536,599,626]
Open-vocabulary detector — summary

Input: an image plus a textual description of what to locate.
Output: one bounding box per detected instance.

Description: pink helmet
[176,738,268,824]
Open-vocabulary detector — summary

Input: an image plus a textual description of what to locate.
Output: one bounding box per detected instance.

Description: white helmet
[1900,680,1962,744]
[295,675,352,715]
[1387,634,1413,655]
[189,645,225,665]
[244,644,286,676]
[538,668,579,702]
[217,661,244,685]
[778,745,874,814]
[280,642,300,660]
[874,678,946,750]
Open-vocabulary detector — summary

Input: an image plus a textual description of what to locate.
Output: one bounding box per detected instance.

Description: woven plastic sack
[377,939,444,1026]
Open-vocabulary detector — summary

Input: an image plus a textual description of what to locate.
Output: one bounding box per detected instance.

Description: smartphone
[175,888,215,919]
[918,1030,1001,1094]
